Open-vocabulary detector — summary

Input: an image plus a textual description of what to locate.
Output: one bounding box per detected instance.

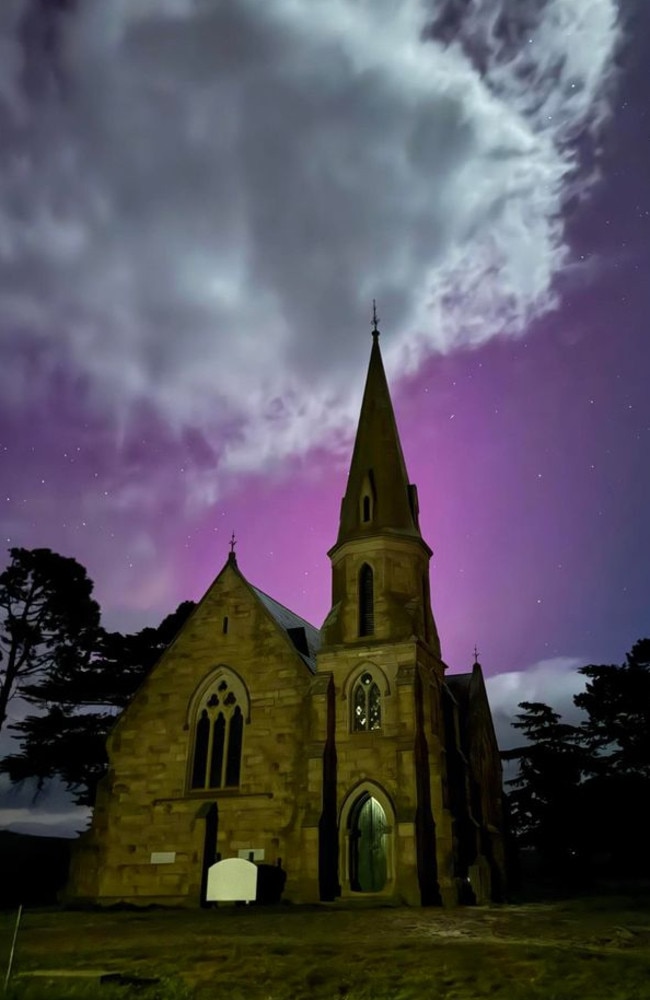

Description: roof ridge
[250,584,318,634]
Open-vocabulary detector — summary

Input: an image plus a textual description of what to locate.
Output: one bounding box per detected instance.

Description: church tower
[322,305,440,654]
[312,307,457,906]
[65,304,504,910]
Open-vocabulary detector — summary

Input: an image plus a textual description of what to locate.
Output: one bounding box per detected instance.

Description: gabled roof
[445,671,472,708]
[251,586,321,673]
[446,662,501,760]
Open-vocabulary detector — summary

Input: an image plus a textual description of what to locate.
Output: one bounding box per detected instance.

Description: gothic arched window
[358,563,374,637]
[190,673,247,790]
[352,672,382,731]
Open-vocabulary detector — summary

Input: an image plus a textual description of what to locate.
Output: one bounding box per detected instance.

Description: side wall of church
[66,565,314,906]
[467,672,507,901]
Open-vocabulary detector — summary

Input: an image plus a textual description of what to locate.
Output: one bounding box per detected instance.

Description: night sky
[1,0,649,826]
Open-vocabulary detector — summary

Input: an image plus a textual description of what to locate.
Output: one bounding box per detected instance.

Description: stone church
[67,317,505,907]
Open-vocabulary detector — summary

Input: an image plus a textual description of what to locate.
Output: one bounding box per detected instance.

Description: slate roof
[251,586,321,673]
[445,671,472,707]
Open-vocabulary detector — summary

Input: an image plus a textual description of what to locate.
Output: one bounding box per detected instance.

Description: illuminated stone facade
[67,328,505,907]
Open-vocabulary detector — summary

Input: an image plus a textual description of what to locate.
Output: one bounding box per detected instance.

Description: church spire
[332,306,426,553]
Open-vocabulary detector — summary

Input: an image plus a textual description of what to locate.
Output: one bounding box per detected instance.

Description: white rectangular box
[237,848,265,861]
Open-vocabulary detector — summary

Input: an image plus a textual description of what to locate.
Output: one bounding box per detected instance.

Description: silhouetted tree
[505,640,650,881]
[0,547,100,737]
[1,601,195,805]
[575,638,650,779]
[506,702,589,870]
[20,600,196,712]
[572,639,650,873]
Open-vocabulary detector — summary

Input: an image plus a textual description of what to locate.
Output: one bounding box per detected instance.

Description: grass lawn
[2,894,650,999]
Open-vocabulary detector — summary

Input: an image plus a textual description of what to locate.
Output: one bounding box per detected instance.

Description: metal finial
[473,644,479,663]
[372,299,380,337]
[229,531,237,555]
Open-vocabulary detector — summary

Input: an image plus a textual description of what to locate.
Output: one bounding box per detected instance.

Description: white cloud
[0,0,621,486]
[486,655,588,750]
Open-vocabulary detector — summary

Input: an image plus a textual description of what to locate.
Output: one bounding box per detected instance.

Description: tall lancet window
[358,563,374,637]
[189,672,248,790]
[352,672,382,731]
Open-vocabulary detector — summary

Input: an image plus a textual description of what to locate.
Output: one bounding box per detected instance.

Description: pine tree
[506,701,589,868]
[1,600,195,805]
[575,638,650,779]
[0,547,100,736]
[572,639,650,872]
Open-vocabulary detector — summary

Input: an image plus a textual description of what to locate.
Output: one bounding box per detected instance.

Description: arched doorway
[348,793,387,892]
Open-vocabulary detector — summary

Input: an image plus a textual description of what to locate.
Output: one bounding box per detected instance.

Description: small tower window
[222,616,229,634]
[359,473,375,525]
[358,563,374,637]
[352,672,382,731]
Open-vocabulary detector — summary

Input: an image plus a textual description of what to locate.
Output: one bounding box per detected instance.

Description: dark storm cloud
[0,0,621,479]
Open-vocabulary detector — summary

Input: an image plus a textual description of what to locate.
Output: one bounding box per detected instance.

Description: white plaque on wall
[237,848,265,861]
[150,852,176,864]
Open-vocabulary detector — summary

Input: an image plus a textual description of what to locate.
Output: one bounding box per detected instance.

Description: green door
[350,795,387,892]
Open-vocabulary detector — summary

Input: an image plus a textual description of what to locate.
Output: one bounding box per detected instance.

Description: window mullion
[221,714,230,787]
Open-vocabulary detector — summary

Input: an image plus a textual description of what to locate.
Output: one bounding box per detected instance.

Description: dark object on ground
[256,862,287,904]
[100,973,160,987]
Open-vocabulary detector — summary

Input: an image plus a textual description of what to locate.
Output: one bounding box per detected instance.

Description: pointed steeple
[322,306,439,653]
[333,306,426,552]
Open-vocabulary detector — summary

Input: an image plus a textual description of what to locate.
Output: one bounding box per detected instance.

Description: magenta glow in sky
[0,0,648,693]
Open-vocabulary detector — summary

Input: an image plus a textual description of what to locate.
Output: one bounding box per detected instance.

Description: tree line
[505,637,650,880]
[0,546,648,882]
[0,547,194,805]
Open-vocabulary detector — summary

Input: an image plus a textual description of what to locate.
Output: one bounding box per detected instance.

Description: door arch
[339,782,395,896]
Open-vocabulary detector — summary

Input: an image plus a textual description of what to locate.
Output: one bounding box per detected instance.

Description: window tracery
[352,671,382,731]
[190,672,246,790]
